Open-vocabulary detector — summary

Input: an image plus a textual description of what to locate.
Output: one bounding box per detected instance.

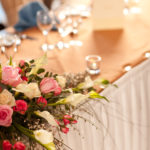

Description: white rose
[13,83,41,99]
[65,93,89,106]
[0,89,16,107]
[34,129,53,144]
[56,76,66,88]
[34,110,58,127]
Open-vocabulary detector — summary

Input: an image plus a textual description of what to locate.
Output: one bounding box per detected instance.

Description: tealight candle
[85,55,101,75]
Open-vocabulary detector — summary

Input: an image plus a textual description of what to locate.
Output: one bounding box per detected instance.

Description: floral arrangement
[0,55,110,150]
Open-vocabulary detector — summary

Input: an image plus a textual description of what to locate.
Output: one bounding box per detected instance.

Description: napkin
[14,1,58,32]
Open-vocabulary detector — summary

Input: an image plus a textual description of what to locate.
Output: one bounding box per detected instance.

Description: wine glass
[36,10,54,52]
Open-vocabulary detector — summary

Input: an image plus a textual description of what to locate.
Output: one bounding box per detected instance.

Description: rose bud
[2,140,12,150]
[37,97,47,107]
[61,127,69,134]
[13,100,28,115]
[13,142,26,150]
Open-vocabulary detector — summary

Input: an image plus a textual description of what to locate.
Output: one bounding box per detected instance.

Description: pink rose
[40,77,62,95]
[2,140,12,150]
[13,100,28,115]
[19,60,25,67]
[1,66,22,87]
[61,127,69,134]
[0,105,13,127]
[54,86,61,96]
[37,97,47,107]
[13,142,26,150]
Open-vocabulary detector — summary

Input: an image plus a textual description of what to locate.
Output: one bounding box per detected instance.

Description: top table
[1,0,150,83]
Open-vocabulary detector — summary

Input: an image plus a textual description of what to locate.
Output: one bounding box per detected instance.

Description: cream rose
[34,129,53,144]
[34,111,58,127]
[13,83,41,99]
[0,89,16,107]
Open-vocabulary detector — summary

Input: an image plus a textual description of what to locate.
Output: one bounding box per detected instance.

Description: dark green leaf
[45,93,53,99]
[44,72,49,77]
[37,68,45,74]
[24,62,29,67]
[49,72,53,77]
[29,59,34,64]
[25,68,32,72]
[35,75,42,81]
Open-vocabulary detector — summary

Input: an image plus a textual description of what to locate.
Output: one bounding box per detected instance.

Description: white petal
[34,129,53,144]
[35,111,58,127]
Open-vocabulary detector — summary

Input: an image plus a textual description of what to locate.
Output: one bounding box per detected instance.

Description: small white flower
[35,110,58,127]
[13,82,41,99]
[56,76,66,88]
[34,129,53,144]
[65,93,89,106]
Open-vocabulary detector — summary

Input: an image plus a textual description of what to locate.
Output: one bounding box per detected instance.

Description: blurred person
[0,0,54,26]
[0,1,7,30]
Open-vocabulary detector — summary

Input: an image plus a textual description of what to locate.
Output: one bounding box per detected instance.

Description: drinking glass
[36,10,54,52]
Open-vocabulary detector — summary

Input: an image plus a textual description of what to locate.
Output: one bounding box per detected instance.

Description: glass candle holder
[85,55,101,75]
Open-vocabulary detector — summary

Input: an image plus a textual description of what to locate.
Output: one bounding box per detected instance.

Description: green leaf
[25,68,32,72]
[113,84,118,88]
[35,75,42,81]
[30,59,35,64]
[89,91,109,102]
[44,72,49,77]
[37,68,45,74]
[9,57,13,66]
[24,62,29,67]
[49,72,53,77]
[101,79,109,85]
[45,93,53,99]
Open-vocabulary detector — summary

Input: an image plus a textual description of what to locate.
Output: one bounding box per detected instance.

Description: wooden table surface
[1,1,150,83]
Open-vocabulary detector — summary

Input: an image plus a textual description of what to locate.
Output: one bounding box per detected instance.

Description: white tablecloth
[64,58,150,150]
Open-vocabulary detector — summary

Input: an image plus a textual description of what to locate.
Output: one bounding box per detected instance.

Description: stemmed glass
[36,10,54,52]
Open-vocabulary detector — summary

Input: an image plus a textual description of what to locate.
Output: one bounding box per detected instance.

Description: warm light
[124,65,132,71]
[145,52,150,58]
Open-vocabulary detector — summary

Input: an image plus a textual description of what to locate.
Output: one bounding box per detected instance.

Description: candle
[85,55,101,75]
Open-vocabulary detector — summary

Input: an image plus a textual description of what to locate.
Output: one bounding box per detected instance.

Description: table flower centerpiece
[0,55,110,150]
